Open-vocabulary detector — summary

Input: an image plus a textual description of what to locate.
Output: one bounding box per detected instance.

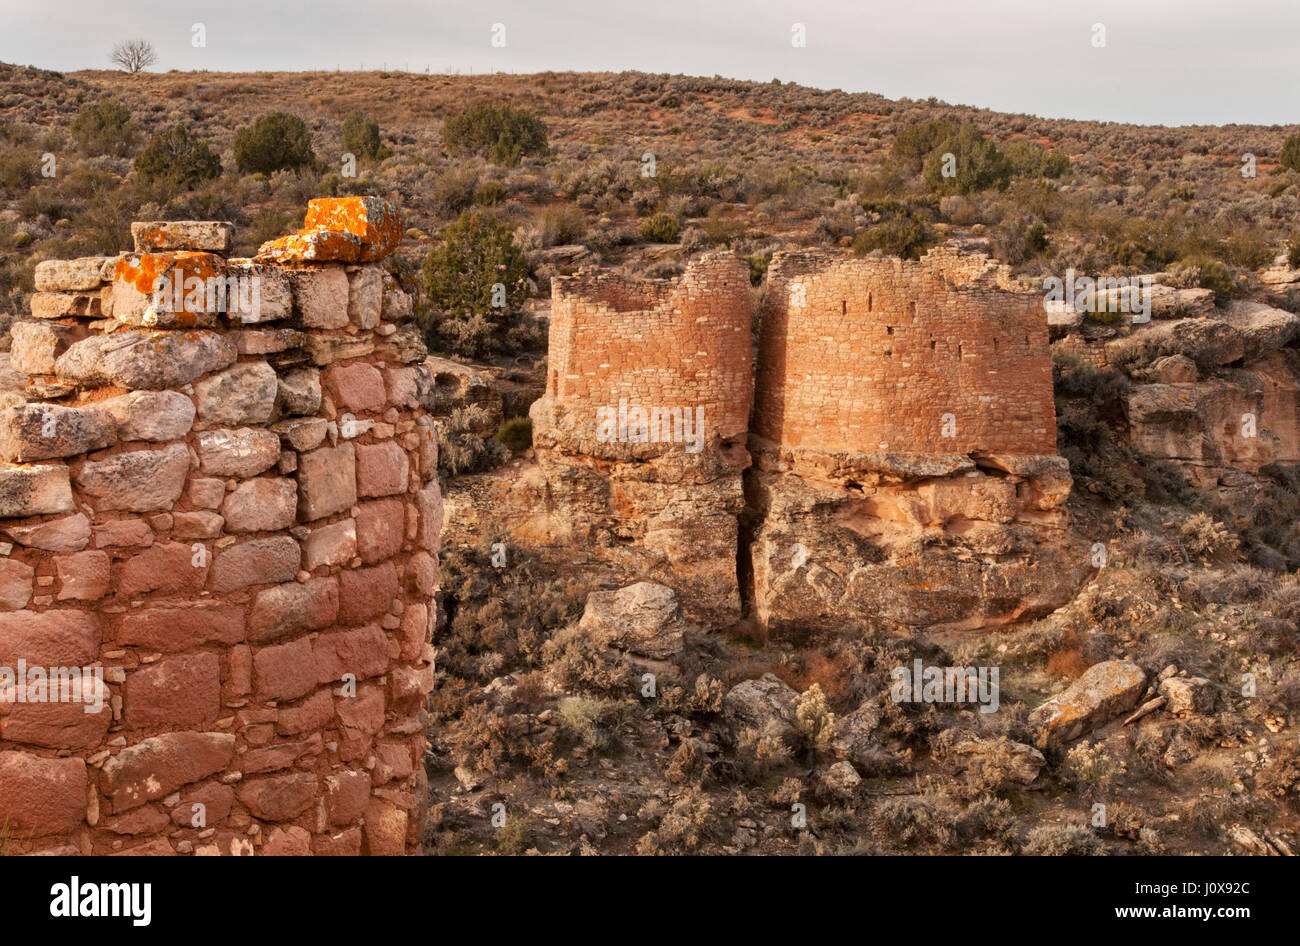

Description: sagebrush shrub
[134,125,221,189]
[233,112,316,174]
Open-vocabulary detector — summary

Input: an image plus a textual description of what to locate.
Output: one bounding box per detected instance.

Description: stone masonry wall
[753,246,1058,460]
[0,199,442,855]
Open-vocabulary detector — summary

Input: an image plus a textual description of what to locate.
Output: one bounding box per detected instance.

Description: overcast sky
[1,0,1296,127]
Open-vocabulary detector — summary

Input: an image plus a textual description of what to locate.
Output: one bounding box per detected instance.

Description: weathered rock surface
[1030,660,1147,748]
[576,582,688,660]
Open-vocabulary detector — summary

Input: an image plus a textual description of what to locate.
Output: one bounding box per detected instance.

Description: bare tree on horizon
[111,39,158,74]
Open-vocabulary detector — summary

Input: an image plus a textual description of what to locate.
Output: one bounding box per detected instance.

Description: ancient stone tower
[530,252,752,620]
[525,244,1079,635]
[0,198,441,855]
[747,246,1076,634]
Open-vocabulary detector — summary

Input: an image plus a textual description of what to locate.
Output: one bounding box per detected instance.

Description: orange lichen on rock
[113,252,225,296]
[257,196,403,264]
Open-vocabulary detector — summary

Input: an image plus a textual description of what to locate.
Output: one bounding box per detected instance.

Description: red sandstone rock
[101,732,235,811]
[253,637,319,701]
[248,576,339,643]
[324,362,386,414]
[236,772,317,821]
[324,769,372,826]
[0,609,99,666]
[355,498,405,564]
[123,653,221,729]
[355,441,409,498]
[313,623,390,684]
[208,536,301,594]
[119,541,208,596]
[297,442,357,521]
[118,603,244,652]
[0,752,87,836]
[338,561,398,625]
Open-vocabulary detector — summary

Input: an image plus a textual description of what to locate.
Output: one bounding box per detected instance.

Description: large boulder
[576,581,687,660]
[722,673,799,742]
[1029,660,1146,749]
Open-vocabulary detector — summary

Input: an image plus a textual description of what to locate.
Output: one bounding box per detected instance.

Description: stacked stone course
[0,198,441,855]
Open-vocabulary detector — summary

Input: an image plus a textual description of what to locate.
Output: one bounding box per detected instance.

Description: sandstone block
[247,577,339,644]
[224,261,292,324]
[297,442,356,521]
[56,331,236,391]
[304,334,374,366]
[74,443,189,513]
[196,427,281,478]
[236,772,317,821]
[209,536,301,594]
[0,557,33,609]
[3,512,91,552]
[362,798,408,855]
[346,265,383,329]
[1030,660,1147,749]
[0,463,75,517]
[253,637,320,701]
[324,770,372,826]
[258,196,403,264]
[0,609,99,666]
[35,257,113,292]
[101,732,235,811]
[221,477,297,532]
[415,483,443,552]
[172,509,224,539]
[119,541,209,596]
[288,267,350,329]
[118,603,244,652]
[96,390,196,442]
[324,362,385,413]
[313,623,389,684]
[0,404,116,462]
[0,697,112,751]
[303,518,357,570]
[577,581,687,660]
[131,221,233,253]
[10,320,75,375]
[30,291,102,320]
[354,441,409,498]
[55,550,111,601]
[0,752,87,836]
[93,518,153,548]
[187,477,226,509]
[337,561,398,625]
[271,416,327,452]
[1160,676,1218,716]
[276,366,322,416]
[111,251,227,327]
[124,653,221,729]
[194,362,278,426]
[355,498,405,564]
